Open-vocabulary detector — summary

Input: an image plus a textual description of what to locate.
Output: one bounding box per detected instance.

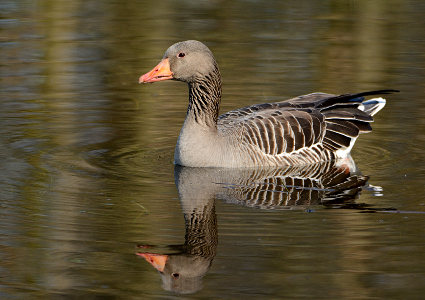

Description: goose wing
[236,106,326,155]
[218,92,334,127]
[218,90,397,156]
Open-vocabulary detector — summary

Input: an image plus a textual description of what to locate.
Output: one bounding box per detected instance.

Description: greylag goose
[139,40,398,168]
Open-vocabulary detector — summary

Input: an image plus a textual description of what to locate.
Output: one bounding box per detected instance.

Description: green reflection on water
[1,0,425,298]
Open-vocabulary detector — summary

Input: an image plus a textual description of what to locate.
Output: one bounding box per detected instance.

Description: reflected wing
[215,161,369,209]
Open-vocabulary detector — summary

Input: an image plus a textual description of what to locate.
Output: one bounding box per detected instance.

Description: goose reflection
[137,178,217,294]
[137,157,376,294]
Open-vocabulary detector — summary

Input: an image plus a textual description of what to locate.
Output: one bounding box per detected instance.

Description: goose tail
[359,97,386,116]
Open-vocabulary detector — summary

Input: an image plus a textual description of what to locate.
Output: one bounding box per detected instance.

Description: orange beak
[137,253,168,273]
[139,58,173,83]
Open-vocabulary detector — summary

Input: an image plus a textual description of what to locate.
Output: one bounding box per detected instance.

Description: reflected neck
[184,200,217,258]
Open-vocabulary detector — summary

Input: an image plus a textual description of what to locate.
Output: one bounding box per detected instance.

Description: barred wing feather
[218,90,396,159]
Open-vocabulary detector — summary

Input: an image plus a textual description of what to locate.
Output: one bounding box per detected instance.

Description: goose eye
[178,52,185,58]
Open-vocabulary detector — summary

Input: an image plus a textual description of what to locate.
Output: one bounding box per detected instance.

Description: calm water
[1,0,425,298]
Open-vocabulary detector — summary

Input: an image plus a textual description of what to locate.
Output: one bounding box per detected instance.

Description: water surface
[1,0,425,298]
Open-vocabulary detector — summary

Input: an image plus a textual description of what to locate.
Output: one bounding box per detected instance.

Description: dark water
[1,0,425,298]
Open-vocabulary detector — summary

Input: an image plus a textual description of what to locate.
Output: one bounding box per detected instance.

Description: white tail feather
[358,97,386,116]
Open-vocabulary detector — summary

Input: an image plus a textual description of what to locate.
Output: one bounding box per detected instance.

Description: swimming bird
[139,40,398,167]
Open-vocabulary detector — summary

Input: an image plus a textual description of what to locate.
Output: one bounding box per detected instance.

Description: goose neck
[187,68,222,128]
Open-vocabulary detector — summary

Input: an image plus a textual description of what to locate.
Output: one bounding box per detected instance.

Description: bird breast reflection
[137,157,377,294]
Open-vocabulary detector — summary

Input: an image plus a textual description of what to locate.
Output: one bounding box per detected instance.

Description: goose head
[139,40,218,84]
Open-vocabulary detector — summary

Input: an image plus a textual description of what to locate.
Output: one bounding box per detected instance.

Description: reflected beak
[139,58,173,83]
[137,253,168,273]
